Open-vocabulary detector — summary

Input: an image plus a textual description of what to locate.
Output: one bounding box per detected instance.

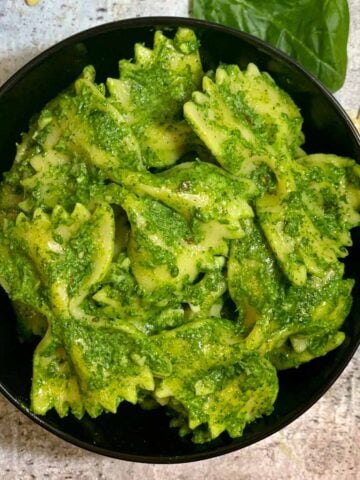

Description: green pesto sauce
[0,27,357,445]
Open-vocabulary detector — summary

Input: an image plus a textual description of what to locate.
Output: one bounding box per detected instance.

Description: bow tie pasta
[0,27,359,444]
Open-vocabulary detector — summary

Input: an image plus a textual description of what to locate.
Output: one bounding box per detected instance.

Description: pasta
[0,27,359,443]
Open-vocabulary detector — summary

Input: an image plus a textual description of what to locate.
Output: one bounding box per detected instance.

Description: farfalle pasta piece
[152,318,278,442]
[108,28,203,168]
[184,63,304,175]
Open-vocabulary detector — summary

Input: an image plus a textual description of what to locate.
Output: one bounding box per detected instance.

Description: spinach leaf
[191,0,349,92]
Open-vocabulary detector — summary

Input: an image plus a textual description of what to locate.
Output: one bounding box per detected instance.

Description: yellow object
[350,109,360,132]
[26,0,40,6]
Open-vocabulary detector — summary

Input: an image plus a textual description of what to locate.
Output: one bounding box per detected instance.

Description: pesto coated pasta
[0,28,359,443]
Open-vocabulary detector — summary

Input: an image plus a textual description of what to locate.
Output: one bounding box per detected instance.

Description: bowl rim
[0,15,359,464]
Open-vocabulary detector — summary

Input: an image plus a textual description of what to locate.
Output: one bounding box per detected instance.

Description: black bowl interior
[0,17,359,463]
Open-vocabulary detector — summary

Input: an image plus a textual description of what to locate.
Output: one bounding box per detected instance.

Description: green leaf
[191,0,349,92]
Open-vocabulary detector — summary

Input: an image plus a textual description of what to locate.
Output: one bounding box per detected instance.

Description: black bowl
[0,17,359,463]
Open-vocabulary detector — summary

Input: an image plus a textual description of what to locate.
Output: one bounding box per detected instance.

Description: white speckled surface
[0,1,359,478]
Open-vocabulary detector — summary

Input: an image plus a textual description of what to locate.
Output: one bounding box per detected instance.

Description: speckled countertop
[0,1,359,479]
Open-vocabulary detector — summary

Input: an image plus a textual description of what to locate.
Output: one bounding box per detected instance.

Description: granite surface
[0,1,359,478]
